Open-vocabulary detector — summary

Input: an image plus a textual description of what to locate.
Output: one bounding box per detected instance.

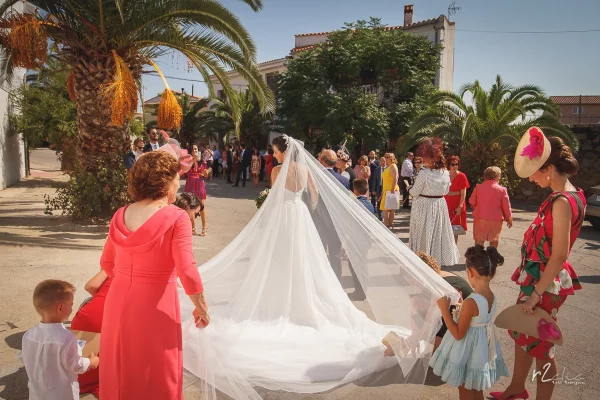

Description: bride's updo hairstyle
[540,137,579,175]
[416,137,446,170]
[272,135,288,152]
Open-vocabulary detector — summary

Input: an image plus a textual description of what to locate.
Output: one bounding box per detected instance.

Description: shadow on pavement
[4,331,24,350]
[0,368,28,400]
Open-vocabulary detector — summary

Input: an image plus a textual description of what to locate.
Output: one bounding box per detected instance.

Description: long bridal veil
[180,136,459,399]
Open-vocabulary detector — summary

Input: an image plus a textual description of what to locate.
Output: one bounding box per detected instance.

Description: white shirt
[19,323,90,400]
[151,142,159,151]
[400,158,414,177]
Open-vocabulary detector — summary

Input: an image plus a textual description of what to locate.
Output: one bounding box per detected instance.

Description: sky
[141,0,600,102]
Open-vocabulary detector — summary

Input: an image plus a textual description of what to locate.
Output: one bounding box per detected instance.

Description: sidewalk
[1,150,599,399]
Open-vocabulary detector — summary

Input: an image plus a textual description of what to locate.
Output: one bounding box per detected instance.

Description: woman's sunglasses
[450,163,459,166]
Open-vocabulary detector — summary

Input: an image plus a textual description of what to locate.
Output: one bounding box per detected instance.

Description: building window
[573,106,584,114]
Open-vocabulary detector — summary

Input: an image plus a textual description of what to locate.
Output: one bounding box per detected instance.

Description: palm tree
[196,90,274,146]
[408,75,574,185]
[0,0,274,193]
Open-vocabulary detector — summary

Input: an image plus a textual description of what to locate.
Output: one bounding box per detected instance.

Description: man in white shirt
[20,280,98,400]
[400,152,414,209]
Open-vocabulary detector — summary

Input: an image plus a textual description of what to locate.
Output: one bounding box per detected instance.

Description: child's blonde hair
[33,280,75,314]
[415,251,441,274]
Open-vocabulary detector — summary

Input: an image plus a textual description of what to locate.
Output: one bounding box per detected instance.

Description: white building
[0,1,29,189]
[208,57,287,100]
[208,5,455,95]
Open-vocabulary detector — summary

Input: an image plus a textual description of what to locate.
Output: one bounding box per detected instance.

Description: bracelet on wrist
[533,287,543,300]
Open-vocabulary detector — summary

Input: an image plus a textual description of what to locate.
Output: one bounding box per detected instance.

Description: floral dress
[509,190,586,359]
[251,155,261,175]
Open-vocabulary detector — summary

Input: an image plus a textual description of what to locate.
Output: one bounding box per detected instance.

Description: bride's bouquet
[255,188,269,209]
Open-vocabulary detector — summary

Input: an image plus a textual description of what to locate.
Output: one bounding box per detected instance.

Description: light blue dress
[429,293,509,390]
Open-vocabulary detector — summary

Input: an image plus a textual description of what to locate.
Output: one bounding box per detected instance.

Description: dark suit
[327,168,350,190]
[226,149,233,182]
[235,147,252,186]
[369,161,383,220]
[143,142,159,153]
[124,151,136,170]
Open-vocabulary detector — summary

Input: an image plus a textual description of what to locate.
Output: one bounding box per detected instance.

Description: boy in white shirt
[20,280,99,400]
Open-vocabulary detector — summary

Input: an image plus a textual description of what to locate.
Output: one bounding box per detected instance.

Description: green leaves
[277,19,440,154]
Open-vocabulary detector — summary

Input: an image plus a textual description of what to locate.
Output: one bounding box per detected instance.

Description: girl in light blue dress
[430,245,509,398]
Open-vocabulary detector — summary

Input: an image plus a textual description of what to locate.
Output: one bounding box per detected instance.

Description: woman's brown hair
[128,151,179,201]
[416,137,446,170]
[446,155,460,169]
[540,137,578,175]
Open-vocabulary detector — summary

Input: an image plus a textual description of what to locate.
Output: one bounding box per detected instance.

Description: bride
[180,136,458,399]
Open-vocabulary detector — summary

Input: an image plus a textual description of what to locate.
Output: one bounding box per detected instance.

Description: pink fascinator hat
[156,130,194,174]
[514,127,551,178]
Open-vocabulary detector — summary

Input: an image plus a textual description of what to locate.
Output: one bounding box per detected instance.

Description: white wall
[0,2,27,189]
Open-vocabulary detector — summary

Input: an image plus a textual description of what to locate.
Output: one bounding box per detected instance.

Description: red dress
[70,278,113,395]
[184,161,207,200]
[444,171,470,230]
[509,190,586,359]
[265,154,274,176]
[99,205,204,399]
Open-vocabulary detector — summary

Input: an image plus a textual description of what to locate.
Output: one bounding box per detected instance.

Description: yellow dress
[381,165,399,210]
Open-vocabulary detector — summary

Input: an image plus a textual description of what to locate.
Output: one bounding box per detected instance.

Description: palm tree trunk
[72,57,131,172]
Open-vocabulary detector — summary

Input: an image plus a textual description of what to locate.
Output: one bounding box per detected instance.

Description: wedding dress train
[180,137,459,399]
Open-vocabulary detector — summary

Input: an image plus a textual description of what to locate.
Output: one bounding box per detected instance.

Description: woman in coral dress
[444,155,470,243]
[100,150,208,400]
[184,145,209,236]
[491,129,585,400]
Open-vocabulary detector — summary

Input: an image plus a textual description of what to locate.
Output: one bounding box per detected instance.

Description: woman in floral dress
[251,148,261,188]
[491,128,585,400]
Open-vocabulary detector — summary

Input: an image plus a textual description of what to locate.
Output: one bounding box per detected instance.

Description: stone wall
[513,126,600,202]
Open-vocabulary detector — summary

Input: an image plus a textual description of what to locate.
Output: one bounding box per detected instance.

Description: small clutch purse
[494,304,563,345]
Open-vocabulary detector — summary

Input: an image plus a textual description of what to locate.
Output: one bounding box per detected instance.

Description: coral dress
[265,154,274,177]
[70,277,113,395]
[509,190,585,359]
[184,161,207,200]
[444,171,470,231]
[99,205,204,400]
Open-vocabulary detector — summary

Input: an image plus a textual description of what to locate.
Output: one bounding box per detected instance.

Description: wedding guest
[174,192,204,236]
[353,178,374,213]
[20,280,99,400]
[234,143,250,187]
[212,146,221,178]
[124,138,144,170]
[265,146,275,188]
[370,156,383,220]
[413,156,425,176]
[380,153,399,229]
[100,150,209,399]
[492,129,585,400]
[409,138,460,267]
[225,144,233,183]
[320,149,350,189]
[353,155,371,182]
[469,166,513,248]
[251,148,261,188]
[70,271,112,395]
[203,146,214,180]
[445,155,470,244]
[143,126,160,152]
[400,152,414,209]
[184,145,209,236]
[336,150,356,191]
[430,245,509,398]
[415,252,473,353]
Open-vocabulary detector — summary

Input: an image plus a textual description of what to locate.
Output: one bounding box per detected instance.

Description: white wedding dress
[180,137,459,399]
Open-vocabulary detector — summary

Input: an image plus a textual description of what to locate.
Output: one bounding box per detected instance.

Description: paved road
[0,150,598,400]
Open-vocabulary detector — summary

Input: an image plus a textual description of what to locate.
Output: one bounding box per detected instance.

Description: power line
[144,72,250,87]
[453,28,600,34]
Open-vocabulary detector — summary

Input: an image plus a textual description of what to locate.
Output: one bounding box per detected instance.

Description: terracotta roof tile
[550,96,600,105]
[294,17,441,38]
